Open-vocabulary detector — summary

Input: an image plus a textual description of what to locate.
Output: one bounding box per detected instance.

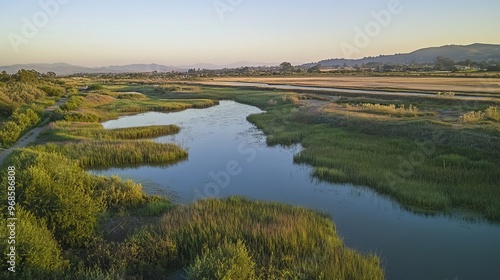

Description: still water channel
[92,101,500,280]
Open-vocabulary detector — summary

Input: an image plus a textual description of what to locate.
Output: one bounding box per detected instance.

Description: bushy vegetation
[0,147,167,278]
[0,104,43,147]
[117,93,148,100]
[88,83,104,91]
[0,70,69,147]
[39,85,64,97]
[186,239,257,280]
[6,150,102,247]
[0,207,68,278]
[60,95,84,111]
[92,176,147,211]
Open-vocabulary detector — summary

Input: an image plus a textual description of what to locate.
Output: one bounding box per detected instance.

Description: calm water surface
[93,101,500,280]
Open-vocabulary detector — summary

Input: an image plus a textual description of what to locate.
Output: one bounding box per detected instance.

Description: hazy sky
[1,0,499,67]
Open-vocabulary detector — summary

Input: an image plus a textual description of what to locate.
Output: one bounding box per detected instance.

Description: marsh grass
[132,198,174,217]
[233,89,500,221]
[116,93,148,100]
[91,98,218,120]
[460,111,485,123]
[257,107,500,220]
[345,103,421,117]
[55,93,218,122]
[486,106,500,121]
[33,140,187,168]
[460,106,500,123]
[120,197,383,279]
[41,121,180,142]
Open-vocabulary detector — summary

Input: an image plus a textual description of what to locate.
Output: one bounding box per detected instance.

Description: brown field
[209,76,500,95]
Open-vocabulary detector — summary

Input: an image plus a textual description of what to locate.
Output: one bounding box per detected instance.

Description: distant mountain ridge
[2,44,499,75]
[303,43,500,68]
[0,62,280,76]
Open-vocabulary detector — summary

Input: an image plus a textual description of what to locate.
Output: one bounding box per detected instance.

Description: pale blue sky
[1,0,499,67]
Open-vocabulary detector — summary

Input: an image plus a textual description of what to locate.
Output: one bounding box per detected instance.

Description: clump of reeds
[347,103,420,116]
[34,140,188,167]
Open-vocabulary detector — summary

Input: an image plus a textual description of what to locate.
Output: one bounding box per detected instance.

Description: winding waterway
[92,101,500,280]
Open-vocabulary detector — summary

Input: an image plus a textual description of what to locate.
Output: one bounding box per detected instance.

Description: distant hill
[0,63,184,76]
[0,61,280,76]
[0,63,95,76]
[3,44,499,75]
[304,43,500,68]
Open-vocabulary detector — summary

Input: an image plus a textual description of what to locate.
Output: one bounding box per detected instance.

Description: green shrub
[186,240,257,280]
[11,108,41,128]
[60,96,84,111]
[39,85,64,97]
[120,229,178,278]
[0,121,21,147]
[88,84,104,91]
[63,112,99,122]
[92,175,146,211]
[0,101,18,118]
[117,93,148,100]
[0,207,68,277]
[10,150,102,247]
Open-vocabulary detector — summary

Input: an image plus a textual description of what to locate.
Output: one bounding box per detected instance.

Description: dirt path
[0,98,66,165]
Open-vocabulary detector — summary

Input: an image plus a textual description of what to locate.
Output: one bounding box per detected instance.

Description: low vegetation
[344,103,421,117]
[0,78,387,279]
[0,70,67,148]
[13,75,500,278]
[460,106,500,123]
[117,93,149,100]
[41,121,179,142]
[241,92,500,220]
[103,198,383,279]
[56,92,218,121]
[34,140,187,168]
[0,104,44,147]
[186,239,257,280]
